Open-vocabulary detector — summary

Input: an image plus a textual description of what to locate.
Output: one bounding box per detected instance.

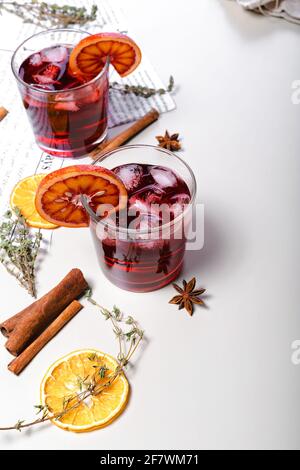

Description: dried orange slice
[10,175,58,229]
[69,32,142,80]
[35,165,127,228]
[40,349,129,432]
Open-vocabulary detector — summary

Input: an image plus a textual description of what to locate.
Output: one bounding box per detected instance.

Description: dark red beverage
[90,164,191,292]
[18,45,108,157]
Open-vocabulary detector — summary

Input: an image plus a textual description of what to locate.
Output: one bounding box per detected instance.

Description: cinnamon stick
[0,106,8,121]
[1,269,88,356]
[90,108,159,161]
[8,301,83,375]
[0,307,30,338]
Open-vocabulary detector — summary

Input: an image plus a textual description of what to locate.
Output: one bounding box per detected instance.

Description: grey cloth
[236,0,300,24]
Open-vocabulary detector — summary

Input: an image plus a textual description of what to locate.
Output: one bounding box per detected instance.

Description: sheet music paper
[0,0,176,218]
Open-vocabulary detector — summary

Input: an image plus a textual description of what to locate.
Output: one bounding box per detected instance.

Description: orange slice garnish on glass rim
[35,165,127,228]
[68,32,142,80]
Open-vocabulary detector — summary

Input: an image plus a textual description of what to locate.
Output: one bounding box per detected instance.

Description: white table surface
[0,0,300,451]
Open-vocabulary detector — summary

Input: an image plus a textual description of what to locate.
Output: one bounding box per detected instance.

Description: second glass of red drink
[83,145,196,292]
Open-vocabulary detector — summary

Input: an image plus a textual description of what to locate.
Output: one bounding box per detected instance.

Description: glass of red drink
[83,145,196,292]
[11,29,109,158]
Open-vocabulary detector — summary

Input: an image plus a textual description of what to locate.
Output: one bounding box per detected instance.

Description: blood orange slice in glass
[35,165,127,228]
[68,32,142,81]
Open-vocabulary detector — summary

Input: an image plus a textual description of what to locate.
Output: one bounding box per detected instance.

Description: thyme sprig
[0,291,144,432]
[86,293,144,367]
[0,1,98,28]
[110,75,175,99]
[0,208,42,297]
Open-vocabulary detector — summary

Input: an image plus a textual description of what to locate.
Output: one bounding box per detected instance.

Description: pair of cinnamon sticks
[0,269,88,375]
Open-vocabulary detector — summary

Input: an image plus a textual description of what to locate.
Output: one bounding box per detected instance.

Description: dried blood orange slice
[68,32,142,80]
[35,165,127,228]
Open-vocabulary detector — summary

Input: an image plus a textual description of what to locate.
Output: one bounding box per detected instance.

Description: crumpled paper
[237,0,300,24]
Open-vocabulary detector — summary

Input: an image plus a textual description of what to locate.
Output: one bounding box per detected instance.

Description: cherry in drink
[16,43,108,158]
[90,164,192,292]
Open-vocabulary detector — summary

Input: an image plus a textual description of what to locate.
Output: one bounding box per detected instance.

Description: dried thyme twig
[110,75,175,99]
[0,1,98,28]
[0,208,42,297]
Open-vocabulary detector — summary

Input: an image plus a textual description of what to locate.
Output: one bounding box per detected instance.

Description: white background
[0,0,300,450]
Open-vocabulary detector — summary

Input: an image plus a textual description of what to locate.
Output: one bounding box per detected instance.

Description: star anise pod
[156,130,181,151]
[169,277,206,316]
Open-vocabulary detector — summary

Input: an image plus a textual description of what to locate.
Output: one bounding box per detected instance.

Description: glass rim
[11,28,110,95]
[82,144,197,236]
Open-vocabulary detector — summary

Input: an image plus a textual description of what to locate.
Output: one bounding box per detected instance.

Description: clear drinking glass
[11,29,109,158]
[83,145,197,292]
